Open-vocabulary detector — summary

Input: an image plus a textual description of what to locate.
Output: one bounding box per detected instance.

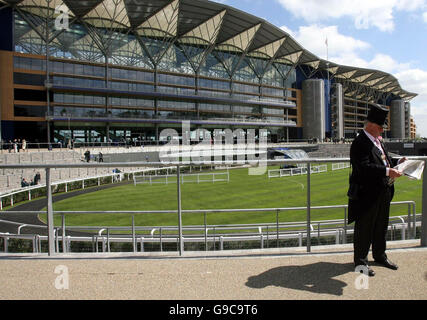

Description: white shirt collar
[363,129,378,145]
[363,129,384,154]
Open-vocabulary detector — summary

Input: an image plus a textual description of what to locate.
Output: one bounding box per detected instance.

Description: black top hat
[367,104,389,128]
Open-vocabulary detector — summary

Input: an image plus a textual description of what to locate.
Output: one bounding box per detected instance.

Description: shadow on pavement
[246,262,354,296]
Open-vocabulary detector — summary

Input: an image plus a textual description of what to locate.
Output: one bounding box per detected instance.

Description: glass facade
[0,0,415,144]
[7,0,306,143]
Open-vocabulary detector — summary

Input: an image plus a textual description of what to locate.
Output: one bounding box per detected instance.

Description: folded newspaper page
[394,160,425,180]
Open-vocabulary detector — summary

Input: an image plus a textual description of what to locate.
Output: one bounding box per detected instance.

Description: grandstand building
[0,0,418,145]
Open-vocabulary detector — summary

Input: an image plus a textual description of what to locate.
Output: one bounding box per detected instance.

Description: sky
[216,0,427,137]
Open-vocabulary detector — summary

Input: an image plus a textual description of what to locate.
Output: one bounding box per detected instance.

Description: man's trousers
[353,187,392,266]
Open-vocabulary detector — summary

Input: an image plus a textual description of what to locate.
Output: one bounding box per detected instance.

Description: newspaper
[394,160,425,180]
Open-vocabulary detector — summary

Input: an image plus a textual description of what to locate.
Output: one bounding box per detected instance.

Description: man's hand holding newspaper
[394,159,425,180]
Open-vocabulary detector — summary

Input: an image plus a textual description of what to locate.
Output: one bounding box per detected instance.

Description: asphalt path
[0,181,132,236]
[0,244,425,300]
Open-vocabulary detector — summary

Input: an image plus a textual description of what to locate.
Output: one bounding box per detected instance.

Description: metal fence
[0,157,426,256]
[0,204,420,254]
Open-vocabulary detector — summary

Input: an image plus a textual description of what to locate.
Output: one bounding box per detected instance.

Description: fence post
[62,214,66,253]
[177,165,184,255]
[343,207,347,244]
[3,235,8,253]
[412,202,417,239]
[421,162,427,247]
[33,235,37,253]
[140,237,144,252]
[46,168,55,256]
[204,212,207,251]
[306,162,311,252]
[107,228,110,252]
[132,215,136,253]
[276,209,279,248]
[160,227,163,252]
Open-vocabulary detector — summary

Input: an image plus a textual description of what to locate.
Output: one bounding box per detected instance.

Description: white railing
[0,168,150,210]
[0,208,420,254]
[0,157,425,256]
[332,163,351,171]
[268,165,327,179]
[134,171,230,185]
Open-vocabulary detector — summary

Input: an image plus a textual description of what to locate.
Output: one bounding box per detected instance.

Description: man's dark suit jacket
[348,130,398,224]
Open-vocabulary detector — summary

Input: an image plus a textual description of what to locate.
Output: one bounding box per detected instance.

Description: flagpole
[326,37,329,61]
[326,37,330,140]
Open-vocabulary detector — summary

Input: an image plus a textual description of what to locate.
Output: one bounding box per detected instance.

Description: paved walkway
[0,240,425,300]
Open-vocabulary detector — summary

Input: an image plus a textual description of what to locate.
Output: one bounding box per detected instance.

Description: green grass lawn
[41,164,422,228]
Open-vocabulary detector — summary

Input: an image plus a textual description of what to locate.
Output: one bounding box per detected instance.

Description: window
[14,56,46,71]
[14,72,46,86]
[14,89,46,102]
[158,100,195,111]
[14,105,46,117]
[158,73,195,87]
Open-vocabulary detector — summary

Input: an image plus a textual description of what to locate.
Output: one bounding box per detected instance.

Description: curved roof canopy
[2,0,417,100]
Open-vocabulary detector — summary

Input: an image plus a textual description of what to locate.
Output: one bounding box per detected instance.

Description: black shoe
[355,264,375,277]
[374,258,398,270]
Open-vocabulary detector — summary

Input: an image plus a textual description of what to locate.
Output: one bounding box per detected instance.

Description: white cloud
[423,11,427,22]
[280,24,370,63]
[396,0,427,11]
[276,0,427,31]
[281,23,427,136]
[396,69,427,104]
[395,69,427,137]
[280,25,294,37]
[366,54,412,74]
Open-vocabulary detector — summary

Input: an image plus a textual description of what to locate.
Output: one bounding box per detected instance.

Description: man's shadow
[246,262,354,296]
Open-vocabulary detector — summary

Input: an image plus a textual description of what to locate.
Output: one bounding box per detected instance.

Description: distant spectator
[13,139,18,153]
[84,150,91,162]
[22,139,27,152]
[98,152,103,163]
[21,178,29,188]
[113,168,122,182]
[8,140,12,153]
[67,138,75,149]
[33,172,41,185]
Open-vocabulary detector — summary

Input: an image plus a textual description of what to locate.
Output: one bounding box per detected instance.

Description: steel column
[46,168,55,255]
[62,213,66,253]
[306,163,311,252]
[177,165,184,255]
[421,161,427,247]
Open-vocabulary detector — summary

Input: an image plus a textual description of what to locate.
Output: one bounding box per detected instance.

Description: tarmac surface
[0,240,425,300]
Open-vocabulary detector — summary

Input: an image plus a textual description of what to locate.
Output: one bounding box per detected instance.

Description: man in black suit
[348,104,406,277]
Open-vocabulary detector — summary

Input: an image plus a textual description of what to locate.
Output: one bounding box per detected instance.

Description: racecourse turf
[40,164,422,228]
